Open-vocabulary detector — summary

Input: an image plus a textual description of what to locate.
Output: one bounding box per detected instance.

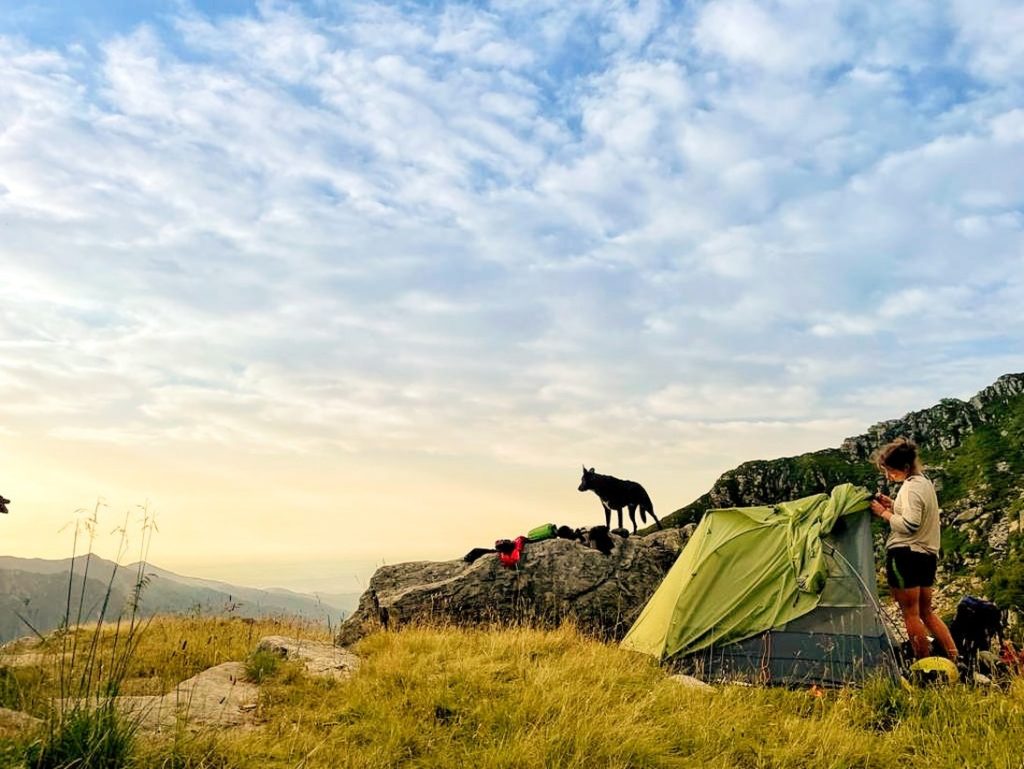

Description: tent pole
[824,542,903,673]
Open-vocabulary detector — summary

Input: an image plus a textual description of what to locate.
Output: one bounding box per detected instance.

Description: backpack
[949,596,1004,672]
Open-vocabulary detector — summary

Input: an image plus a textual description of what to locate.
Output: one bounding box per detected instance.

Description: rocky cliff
[336,529,688,645]
[337,373,1024,646]
[657,372,1024,615]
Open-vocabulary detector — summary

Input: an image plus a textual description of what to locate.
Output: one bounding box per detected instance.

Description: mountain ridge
[650,372,1024,615]
[0,554,360,644]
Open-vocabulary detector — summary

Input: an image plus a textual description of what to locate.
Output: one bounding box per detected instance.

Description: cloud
[951,0,1024,81]
[0,0,1022,571]
[694,0,852,75]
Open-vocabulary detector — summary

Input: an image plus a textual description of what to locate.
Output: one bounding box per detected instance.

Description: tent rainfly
[621,483,899,686]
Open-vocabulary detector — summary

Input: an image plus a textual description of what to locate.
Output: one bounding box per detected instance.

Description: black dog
[0,495,9,514]
[578,466,661,533]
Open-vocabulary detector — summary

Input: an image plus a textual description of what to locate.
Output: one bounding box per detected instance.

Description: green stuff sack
[527,523,557,542]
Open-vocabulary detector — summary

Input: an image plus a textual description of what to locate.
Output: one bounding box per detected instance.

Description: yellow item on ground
[908,656,959,684]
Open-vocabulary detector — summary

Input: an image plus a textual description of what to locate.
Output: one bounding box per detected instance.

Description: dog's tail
[640,488,662,529]
[641,489,654,517]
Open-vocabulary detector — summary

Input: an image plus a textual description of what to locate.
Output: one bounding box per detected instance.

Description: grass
[23,700,134,769]
[0,500,325,769]
[244,647,282,684]
[250,624,1024,769]
[7,617,1022,769]
[0,616,331,717]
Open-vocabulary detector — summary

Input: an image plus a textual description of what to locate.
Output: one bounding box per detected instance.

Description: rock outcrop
[654,372,1024,619]
[50,662,261,732]
[336,528,687,646]
[1,634,353,734]
[257,636,359,680]
[839,373,1024,461]
[335,372,1024,647]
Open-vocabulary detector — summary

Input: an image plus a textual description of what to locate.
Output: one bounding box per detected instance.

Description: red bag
[499,536,526,567]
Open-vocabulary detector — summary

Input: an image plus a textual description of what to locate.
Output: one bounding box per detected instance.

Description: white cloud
[694,0,851,75]
[1,1,1023,572]
[646,382,821,420]
[951,0,1024,80]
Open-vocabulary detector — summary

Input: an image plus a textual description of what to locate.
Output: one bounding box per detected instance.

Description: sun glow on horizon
[2,0,1023,590]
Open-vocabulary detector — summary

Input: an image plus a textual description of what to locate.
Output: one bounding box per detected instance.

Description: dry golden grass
[0,615,330,713]
[5,616,1024,769]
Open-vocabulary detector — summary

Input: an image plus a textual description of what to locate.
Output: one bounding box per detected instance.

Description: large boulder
[335,528,688,646]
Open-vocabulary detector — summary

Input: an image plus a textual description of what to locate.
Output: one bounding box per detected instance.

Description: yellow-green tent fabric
[622,484,896,685]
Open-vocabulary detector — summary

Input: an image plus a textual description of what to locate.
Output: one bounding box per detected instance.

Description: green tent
[621,483,898,685]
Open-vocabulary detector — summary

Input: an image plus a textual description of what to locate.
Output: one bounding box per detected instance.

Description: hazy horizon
[0,547,379,596]
[2,1,1022,587]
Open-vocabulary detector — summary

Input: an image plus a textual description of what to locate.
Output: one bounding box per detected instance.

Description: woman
[869,438,958,662]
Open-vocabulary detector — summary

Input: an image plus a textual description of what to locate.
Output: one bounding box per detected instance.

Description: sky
[1,0,1022,593]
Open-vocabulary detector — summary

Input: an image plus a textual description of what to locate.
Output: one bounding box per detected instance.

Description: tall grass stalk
[27,503,158,769]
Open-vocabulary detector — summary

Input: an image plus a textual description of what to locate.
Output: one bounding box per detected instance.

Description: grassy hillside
[2,616,1023,768]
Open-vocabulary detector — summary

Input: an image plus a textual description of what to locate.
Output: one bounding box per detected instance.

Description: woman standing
[869,438,958,662]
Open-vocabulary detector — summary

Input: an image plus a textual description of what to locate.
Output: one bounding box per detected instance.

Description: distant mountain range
[0,555,361,644]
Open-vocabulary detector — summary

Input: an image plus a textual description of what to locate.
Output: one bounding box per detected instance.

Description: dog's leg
[628,503,638,533]
[616,507,624,530]
[603,503,611,529]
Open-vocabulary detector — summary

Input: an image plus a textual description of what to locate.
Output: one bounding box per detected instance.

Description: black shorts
[886,547,937,589]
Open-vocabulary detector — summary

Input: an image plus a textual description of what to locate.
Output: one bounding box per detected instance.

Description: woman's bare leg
[919,587,958,659]
[893,587,931,658]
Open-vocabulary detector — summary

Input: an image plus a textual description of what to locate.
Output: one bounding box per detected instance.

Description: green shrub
[25,701,136,769]
[243,649,281,683]
[0,668,22,711]
[987,556,1024,613]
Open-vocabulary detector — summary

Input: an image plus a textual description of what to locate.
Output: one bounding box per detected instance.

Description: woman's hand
[870,499,889,518]
[876,493,893,509]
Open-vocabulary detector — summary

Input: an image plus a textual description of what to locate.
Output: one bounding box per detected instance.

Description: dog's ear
[588,467,595,474]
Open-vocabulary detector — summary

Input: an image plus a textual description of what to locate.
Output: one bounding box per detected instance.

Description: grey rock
[837,375,1024,464]
[840,398,984,460]
[955,508,983,524]
[669,674,714,691]
[60,662,260,732]
[336,528,687,646]
[258,635,359,679]
[970,373,1024,411]
[987,519,1011,553]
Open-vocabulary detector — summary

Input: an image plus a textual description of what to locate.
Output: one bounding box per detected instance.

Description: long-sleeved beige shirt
[886,474,941,555]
